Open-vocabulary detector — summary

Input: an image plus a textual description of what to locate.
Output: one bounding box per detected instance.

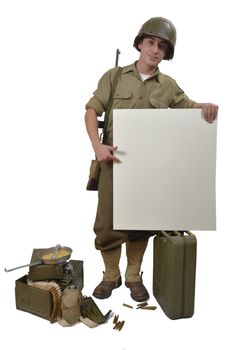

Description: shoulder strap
[101,67,122,142]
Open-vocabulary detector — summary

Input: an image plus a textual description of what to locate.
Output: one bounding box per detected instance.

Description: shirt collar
[122,62,162,83]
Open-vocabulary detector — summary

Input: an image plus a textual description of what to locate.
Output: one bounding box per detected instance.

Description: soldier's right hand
[94,144,120,163]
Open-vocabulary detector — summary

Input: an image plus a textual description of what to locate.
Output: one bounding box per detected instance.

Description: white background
[0,1,240,349]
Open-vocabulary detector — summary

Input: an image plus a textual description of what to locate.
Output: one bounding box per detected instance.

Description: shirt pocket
[149,97,169,109]
[112,89,134,109]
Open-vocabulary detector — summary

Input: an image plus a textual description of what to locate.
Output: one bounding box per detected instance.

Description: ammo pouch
[61,286,82,325]
[81,296,112,325]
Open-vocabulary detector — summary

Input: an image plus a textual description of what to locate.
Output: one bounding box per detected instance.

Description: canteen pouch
[61,286,82,325]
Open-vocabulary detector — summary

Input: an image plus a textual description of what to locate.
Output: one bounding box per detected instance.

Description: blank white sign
[113,109,217,231]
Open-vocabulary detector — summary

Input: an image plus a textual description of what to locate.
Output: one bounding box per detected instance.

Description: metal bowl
[38,245,72,265]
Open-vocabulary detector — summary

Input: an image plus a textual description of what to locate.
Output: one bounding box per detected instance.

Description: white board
[113,109,217,231]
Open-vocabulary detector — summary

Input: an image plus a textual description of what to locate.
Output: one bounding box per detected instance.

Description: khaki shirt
[85,62,197,138]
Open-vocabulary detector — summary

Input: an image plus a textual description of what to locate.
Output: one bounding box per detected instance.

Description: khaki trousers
[94,161,153,251]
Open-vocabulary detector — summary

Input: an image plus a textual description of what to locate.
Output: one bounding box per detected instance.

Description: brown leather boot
[93,246,122,299]
[125,240,150,302]
[125,279,149,302]
[93,276,122,299]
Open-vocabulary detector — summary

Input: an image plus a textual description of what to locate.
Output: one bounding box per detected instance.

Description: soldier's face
[138,36,168,67]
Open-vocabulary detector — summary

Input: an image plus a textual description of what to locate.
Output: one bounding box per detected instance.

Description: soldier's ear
[137,40,143,51]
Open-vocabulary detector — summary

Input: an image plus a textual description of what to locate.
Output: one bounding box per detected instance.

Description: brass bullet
[123,303,133,309]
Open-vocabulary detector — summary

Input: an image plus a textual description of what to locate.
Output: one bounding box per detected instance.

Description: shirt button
[139,96,143,100]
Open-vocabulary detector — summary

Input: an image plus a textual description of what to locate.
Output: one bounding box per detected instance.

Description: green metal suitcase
[153,231,197,320]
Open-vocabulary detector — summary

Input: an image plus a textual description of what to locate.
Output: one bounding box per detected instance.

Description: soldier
[84,17,218,302]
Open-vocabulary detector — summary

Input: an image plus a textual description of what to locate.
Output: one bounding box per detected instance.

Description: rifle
[115,48,121,67]
[86,49,121,191]
[98,48,121,130]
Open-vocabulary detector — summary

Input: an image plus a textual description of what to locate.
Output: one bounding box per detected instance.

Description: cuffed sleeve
[85,68,120,116]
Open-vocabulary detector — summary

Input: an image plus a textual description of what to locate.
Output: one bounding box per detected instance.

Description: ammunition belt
[28,280,62,323]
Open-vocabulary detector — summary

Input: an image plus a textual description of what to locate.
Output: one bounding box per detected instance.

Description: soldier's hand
[94,144,120,163]
[196,103,218,123]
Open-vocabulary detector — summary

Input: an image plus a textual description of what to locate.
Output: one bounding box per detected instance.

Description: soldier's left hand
[197,103,218,123]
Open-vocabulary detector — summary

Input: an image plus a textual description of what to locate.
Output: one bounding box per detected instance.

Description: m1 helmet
[133,17,177,60]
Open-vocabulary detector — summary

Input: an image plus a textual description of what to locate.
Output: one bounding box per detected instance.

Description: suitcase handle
[159,231,194,238]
